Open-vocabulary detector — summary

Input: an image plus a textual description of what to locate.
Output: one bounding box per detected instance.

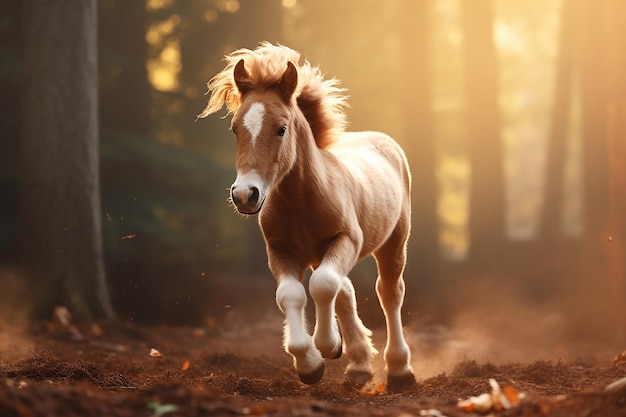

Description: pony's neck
[281,114,328,194]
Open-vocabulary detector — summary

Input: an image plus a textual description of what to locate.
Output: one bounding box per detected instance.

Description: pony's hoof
[345,370,374,388]
[298,363,325,385]
[386,372,417,393]
[331,343,342,359]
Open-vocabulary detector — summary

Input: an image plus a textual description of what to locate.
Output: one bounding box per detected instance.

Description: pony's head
[228,59,299,214]
[197,43,348,215]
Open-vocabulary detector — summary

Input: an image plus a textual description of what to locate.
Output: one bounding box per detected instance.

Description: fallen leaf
[605,376,626,394]
[458,393,493,413]
[53,306,71,326]
[503,385,521,405]
[419,409,447,417]
[147,401,178,417]
[458,379,525,414]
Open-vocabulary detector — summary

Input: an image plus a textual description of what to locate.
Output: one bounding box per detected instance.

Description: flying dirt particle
[149,348,163,358]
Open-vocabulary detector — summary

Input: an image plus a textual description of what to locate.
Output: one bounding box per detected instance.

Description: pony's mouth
[235,196,265,215]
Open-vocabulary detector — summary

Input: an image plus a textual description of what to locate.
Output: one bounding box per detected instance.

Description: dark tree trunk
[400,1,439,289]
[21,0,114,320]
[462,0,505,268]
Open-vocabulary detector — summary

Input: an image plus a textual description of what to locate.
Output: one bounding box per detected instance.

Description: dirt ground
[1,306,625,417]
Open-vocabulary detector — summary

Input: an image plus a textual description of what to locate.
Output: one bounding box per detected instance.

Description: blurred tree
[0,0,21,260]
[603,0,626,332]
[577,0,610,247]
[99,0,150,137]
[233,0,283,49]
[462,0,505,267]
[399,2,439,289]
[539,0,575,244]
[21,0,114,320]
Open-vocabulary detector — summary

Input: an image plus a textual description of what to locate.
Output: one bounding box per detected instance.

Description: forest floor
[1,307,626,417]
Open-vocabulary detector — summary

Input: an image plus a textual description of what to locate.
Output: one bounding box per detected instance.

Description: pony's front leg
[309,234,359,361]
[309,264,343,359]
[275,275,325,384]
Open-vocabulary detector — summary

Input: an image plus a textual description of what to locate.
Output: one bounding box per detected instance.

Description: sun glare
[217,0,240,13]
[146,0,174,11]
[147,40,182,92]
[145,13,182,93]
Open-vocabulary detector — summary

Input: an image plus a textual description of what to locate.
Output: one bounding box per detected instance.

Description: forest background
[0,0,624,351]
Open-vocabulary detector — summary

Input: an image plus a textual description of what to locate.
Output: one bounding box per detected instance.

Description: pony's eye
[277,126,287,137]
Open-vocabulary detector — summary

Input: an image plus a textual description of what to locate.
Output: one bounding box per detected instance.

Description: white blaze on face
[243,102,265,147]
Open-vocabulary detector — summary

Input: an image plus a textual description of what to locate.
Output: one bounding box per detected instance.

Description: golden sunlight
[437,157,470,260]
[204,9,218,23]
[147,40,182,92]
[218,0,240,13]
[146,0,174,11]
[145,13,182,93]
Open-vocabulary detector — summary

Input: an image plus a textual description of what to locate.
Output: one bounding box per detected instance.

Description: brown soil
[1,314,625,417]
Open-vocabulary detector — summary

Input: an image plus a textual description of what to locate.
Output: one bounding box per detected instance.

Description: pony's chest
[260,208,341,266]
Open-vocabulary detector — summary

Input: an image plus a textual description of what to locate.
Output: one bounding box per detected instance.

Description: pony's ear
[234,59,253,95]
[278,61,298,101]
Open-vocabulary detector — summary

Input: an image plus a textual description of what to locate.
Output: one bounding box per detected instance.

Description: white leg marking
[376,276,413,378]
[309,264,342,358]
[243,102,265,147]
[275,276,323,376]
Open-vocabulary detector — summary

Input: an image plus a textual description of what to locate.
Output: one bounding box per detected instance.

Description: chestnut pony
[198,43,415,390]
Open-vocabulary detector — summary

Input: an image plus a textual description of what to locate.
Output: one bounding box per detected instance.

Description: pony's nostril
[249,187,260,206]
[231,187,241,206]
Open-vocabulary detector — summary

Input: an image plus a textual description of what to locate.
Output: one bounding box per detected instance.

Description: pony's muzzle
[231,184,262,214]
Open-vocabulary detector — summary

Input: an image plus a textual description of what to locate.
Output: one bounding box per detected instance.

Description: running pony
[197,43,415,391]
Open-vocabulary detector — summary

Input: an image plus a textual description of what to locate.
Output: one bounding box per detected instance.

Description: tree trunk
[577,0,610,244]
[21,0,114,320]
[462,0,505,268]
[602,0,626,334]
[400,1,439,290]
[538,1,575,243]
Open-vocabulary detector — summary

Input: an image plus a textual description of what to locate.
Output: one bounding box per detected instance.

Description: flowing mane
[197,42,348,149]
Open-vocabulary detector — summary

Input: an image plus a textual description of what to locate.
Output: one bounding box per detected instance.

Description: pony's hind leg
[335,275,377,387]
[374,222,416,392]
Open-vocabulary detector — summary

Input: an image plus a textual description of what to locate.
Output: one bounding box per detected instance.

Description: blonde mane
[197,42,348,149]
